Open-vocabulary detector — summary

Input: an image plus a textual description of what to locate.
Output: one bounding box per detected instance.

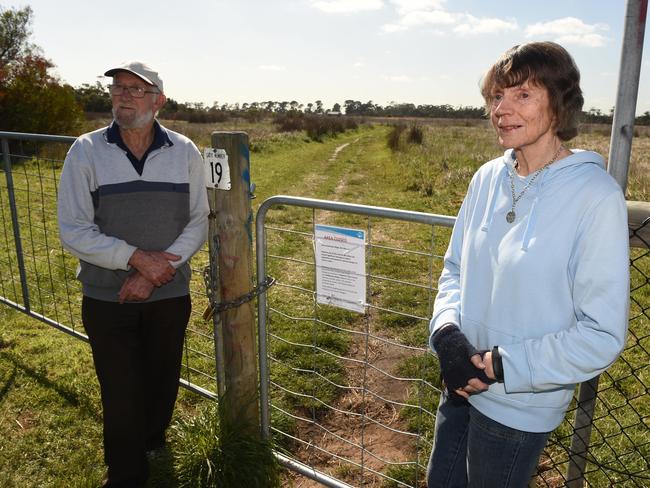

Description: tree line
[2,5,648,136]
[76,83,628,125]
[74,82,489,123]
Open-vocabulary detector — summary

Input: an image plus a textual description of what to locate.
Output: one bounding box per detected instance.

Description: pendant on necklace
[506,211,516,223]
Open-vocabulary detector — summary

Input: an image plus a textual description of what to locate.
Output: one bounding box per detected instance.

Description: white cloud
[525,17,609,47]
[454,15,518,35]
[382,4,516,36]
[353,61,365,68]
[309,0,383,13]
[258,65,285,71]
[382,8,458,32]
[555,33,607,47]
[389,0,446,15]
[398,9,458,27]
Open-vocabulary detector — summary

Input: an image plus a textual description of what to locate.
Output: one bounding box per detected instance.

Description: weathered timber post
[207,131,260,432]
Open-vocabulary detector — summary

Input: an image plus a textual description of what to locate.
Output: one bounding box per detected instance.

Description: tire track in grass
[285,126,429,487]
[252,129,374,204]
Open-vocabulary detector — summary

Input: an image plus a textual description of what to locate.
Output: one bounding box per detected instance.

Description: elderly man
[57,61,209,487]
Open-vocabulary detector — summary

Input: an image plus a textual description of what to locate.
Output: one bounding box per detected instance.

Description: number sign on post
[204,148,232,190]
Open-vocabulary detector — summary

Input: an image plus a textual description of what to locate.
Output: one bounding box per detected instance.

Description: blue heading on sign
[315,224,365,240]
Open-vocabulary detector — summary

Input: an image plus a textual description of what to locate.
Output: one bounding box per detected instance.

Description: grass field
[0,117,648,487]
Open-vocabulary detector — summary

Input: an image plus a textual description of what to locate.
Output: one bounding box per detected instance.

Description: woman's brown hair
[481,41,584,141]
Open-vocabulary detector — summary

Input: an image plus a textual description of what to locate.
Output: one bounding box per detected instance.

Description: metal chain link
[202,265,216,320]
[202,266,275,321]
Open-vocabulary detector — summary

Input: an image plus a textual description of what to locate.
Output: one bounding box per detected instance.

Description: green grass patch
[172,402,280,488]
[0,119,648,487]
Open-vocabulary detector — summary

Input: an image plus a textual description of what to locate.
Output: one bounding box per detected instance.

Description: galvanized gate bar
[275,452,354,488]
[255,195,455,486]
[0,131,76,143]
[1,137,31,311]
[255,194,455,439]
[0,294,89,342]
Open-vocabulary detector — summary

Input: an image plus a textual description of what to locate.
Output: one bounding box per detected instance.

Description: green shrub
[387,124,406,151]
[407,125,424,144]
[273,113,359,141]
[273,112,304,132]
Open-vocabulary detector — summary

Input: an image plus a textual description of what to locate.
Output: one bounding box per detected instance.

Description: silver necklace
[506,146,563,224]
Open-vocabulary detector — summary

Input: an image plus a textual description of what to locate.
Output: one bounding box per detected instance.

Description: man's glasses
[108,84,159,98]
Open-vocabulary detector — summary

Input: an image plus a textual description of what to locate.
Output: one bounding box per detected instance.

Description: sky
[13,0,650,114]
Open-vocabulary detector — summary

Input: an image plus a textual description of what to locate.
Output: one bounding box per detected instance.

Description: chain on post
[202,221,221,321]
[201,264,216,321]
[203,270,275,321]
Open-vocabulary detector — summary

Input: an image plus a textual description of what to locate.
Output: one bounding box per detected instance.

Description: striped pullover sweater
[57,121,209,302]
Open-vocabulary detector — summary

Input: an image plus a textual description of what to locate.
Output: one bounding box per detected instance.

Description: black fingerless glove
[432,325,495,390]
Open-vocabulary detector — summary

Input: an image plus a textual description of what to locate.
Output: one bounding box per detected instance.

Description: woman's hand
[433,326,496,397]
[453,352,496,399]
[481,351,496,380]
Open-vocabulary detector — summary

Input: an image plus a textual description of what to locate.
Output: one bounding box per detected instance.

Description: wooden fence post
[207,131,260,432]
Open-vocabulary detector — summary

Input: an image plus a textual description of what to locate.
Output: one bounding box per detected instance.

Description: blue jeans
[427,392,550,488]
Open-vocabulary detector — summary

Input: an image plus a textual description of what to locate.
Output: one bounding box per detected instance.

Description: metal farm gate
[254,195,650,488]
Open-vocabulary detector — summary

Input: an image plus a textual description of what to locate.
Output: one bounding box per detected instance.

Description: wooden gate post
[208,131,260,432]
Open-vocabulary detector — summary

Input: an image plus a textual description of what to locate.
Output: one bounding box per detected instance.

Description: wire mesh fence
[256,197,649,488]
[255,197,453,488]
[0,133,218,400]
[1,132,648,487]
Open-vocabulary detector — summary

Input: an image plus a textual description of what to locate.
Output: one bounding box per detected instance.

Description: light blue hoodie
[429,149,629,432]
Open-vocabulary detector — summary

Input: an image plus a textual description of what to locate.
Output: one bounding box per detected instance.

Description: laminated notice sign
[315,224,366,313]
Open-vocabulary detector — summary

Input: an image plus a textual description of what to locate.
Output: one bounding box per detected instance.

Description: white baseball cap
[104,61,164,92]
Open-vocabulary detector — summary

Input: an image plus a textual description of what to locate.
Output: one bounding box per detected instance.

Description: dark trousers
[82,295,191,486]
[427,392,550,488]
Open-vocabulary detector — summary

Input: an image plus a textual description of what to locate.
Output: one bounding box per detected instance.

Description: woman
[427,41,629,487]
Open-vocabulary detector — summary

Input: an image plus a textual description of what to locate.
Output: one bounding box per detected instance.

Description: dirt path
[280,133,426,487]
[284,135,361,201]
[286,332,421,487]
[329,141,353,161]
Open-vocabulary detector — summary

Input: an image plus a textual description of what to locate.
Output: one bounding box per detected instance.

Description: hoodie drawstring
[481,164,509,232]
[521,169,552,251]
[521,197,538,251]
